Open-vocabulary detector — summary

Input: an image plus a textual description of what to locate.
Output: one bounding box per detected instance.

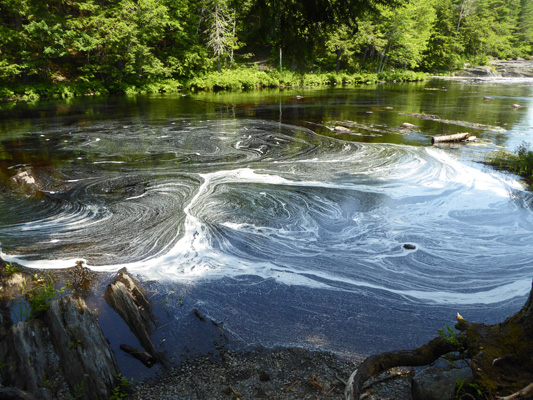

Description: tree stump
[345,281,533,400]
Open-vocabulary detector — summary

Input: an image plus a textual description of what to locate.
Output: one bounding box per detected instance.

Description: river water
[1,78,533,358]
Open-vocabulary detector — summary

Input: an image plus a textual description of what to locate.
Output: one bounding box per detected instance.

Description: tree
[202,0,233,73]
[373,0,437,71]
[244,0,402,70]
[421,0,464,72]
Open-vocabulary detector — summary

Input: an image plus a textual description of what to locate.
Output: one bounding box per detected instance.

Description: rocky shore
[0,258,477,400]
[455,59,533,78]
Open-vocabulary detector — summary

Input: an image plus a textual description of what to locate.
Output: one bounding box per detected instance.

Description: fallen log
[105,268,163,366]
[120,344,157,368]
[432,132,470,144]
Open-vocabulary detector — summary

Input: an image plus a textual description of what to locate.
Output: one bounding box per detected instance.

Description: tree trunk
[335,47,342,72]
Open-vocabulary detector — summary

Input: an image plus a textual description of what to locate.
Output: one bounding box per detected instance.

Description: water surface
[1,79,533,357]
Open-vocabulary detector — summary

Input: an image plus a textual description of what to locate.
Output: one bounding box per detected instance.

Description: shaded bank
[0,69,428,102]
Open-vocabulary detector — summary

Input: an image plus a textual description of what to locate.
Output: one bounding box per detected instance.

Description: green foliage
[186,68,424,91]
[4,262,19,276]
[455,378,490,399]
[0,0,531,99]
[109,374,134,400]
[70,375,87,400]
[26,276,67,319]
[437,324,464,352]
[487,142,533,188]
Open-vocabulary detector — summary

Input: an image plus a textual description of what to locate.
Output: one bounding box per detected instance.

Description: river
[1,78,533,363]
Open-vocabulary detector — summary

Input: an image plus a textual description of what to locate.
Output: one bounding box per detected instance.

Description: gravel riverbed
[128,347,413,400]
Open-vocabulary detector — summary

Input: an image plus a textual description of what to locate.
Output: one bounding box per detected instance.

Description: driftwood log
[119,344,157,368]
[432,132,470,144]
[345,281,533,400]
[105,268,163,366]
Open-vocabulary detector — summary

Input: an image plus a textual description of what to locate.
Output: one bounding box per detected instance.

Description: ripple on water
[1,120,532,307]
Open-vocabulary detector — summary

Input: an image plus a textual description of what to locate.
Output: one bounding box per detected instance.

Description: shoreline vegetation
[0,68,429,102]
[487,142,533,189]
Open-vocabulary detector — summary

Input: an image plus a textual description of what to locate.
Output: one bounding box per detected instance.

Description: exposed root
[495,383,533,400]
[345,336,460,400]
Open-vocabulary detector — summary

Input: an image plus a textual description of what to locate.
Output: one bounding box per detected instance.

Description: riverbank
[128,347,413,400]
[0,258,415,400]
[0,69,428,103]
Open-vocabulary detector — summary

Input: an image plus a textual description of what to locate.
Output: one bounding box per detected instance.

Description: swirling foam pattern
[1,119,532,306]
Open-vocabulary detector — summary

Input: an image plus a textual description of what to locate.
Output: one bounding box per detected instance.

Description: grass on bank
[486,142,533,188]
[0,68,428,102]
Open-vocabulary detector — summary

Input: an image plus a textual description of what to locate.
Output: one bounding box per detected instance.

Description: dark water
[1,78,533,360]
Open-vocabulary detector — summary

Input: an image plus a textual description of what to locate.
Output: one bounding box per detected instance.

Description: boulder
[400,122,416,129]
[412,365,473,400]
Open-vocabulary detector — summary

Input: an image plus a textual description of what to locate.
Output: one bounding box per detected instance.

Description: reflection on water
[1,79,533,355]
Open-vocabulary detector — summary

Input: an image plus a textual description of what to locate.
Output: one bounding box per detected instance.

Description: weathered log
[334,126,351,133]
[120,344,157,368]
[432,132,470,144]
[344,336,461,400]
[0,387,39,400]
[104,268,162,365]
[45,296,120,400]
[0,320,57,400]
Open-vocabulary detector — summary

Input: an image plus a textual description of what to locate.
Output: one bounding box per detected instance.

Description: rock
[0,273,27,301]
[104,269,161,365]
[0,387,39,400]
[455,65,501,78]
[334,126,351,133]
[403,244,416,250]
[512,104,522,109]
[483,96,494,101]
[400,122,416,129]
[45,296,120,400]
[490,60,533,78]
[8,167,43,197]
[0,321,57,400]
[412,365,473,400]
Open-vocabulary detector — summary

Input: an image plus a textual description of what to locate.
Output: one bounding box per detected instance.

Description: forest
[0,0,532,98]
